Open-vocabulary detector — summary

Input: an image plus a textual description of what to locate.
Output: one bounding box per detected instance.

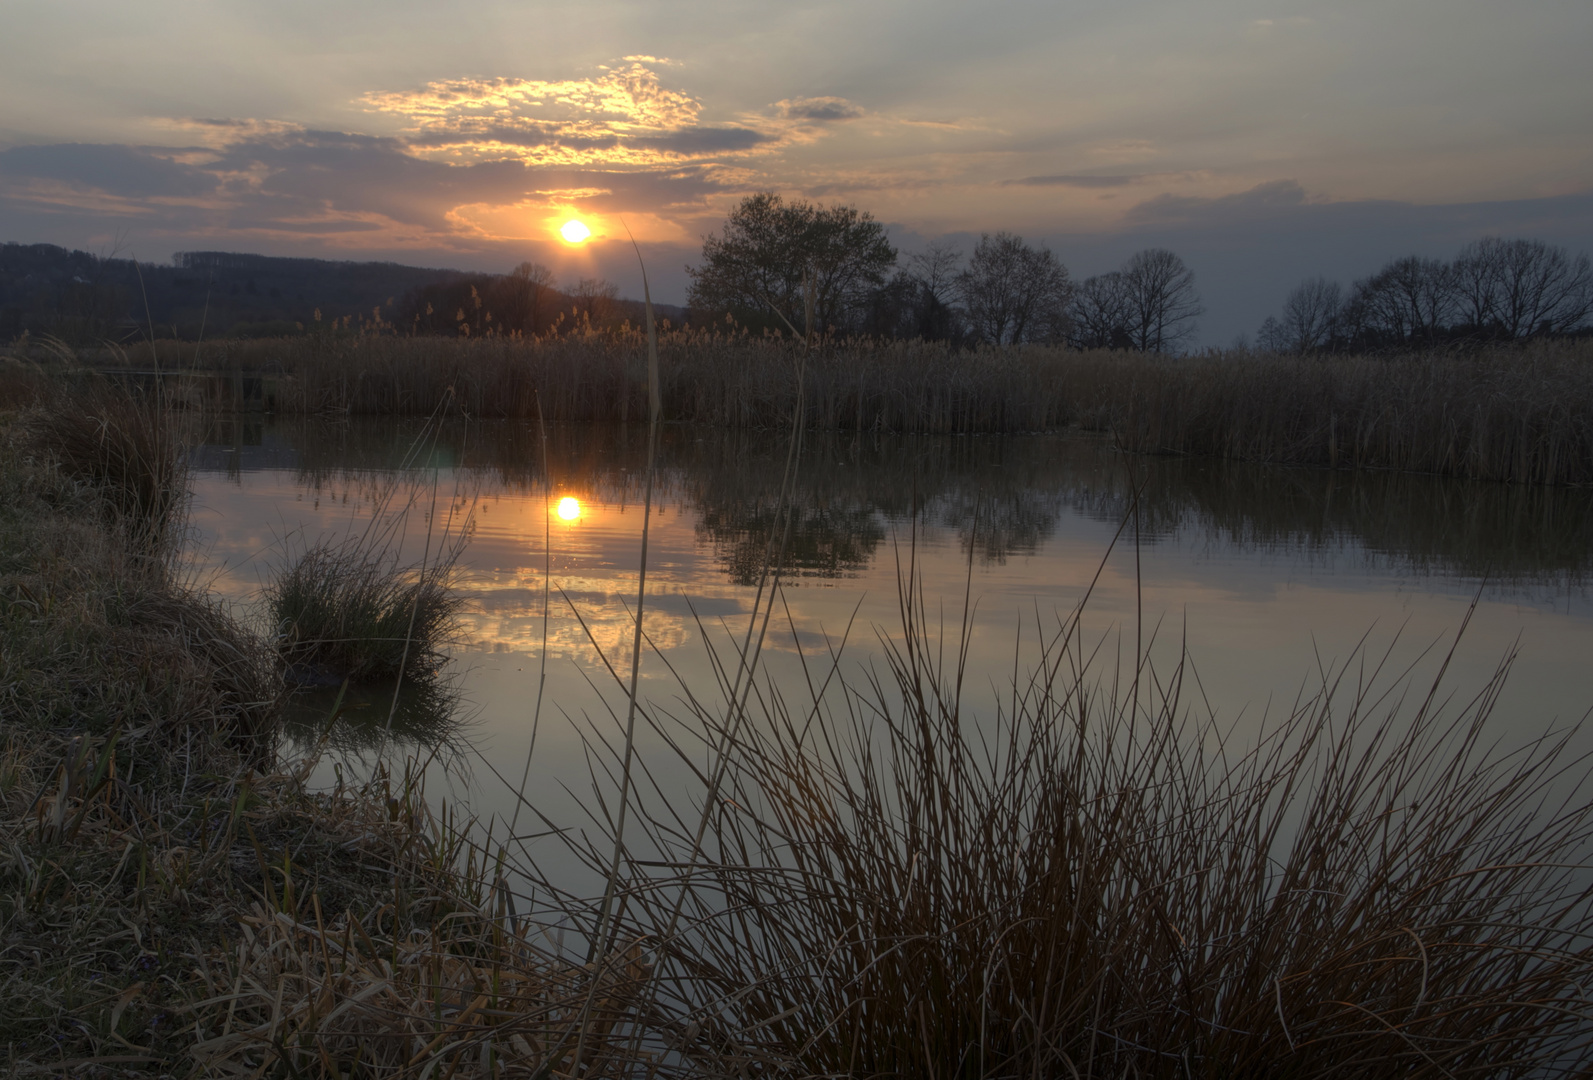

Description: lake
[184,416,1593,885]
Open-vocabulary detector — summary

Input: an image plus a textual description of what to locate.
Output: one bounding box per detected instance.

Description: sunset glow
[559,219,591,244]
[556,496,582,521]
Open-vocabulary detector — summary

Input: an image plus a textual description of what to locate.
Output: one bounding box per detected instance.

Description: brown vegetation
[59,332,1593,486]
[0,388,642,1077]
[537,556,1593,1077]
[267,537,464,684]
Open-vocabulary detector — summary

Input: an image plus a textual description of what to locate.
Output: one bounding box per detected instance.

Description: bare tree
[1453,237,1592,339]
[1119,248,1203,353]
[909,242,963,302]
[955,232,1072,345]
[907,242,964,338]
[867,243,967,341]
[1451,241,1501,334]
[1256,316,1290,353]
[1350,256,1454,347]
[569,277,621,327]
[1262,277,1343,353]
[496,261,557,335]
[1068,271,1132,349]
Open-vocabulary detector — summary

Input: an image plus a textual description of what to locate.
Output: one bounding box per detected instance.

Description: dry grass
[173,760,652,1079]
[188,879,652,1076]
[1078,339,1593,486]
[1,404,276,752]
[0,724,650,1078]
[532,549,1593,1077]
[1,390,647,1078]
[18,378,190,558]
[72,333,1593,485]
[267,537,465,685]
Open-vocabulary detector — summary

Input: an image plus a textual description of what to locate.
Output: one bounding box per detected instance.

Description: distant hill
[0,243,686,343]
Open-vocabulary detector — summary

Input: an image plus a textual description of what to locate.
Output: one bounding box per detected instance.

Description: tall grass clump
[267,537,463,683]
[21,377,190,557]
[545,567,1593,1077]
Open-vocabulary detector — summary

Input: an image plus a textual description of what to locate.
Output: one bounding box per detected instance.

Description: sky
[3,0,1591,342]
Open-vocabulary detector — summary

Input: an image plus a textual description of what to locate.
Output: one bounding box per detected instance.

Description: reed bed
[80,333,1593,485]
[1088,340,1593,486]
[521,559,1593,1077]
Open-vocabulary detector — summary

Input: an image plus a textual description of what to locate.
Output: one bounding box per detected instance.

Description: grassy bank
[0,389,630,1077]
[50,333,1593,486]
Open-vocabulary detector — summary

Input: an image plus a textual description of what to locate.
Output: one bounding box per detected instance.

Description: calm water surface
[185,417,1593,869]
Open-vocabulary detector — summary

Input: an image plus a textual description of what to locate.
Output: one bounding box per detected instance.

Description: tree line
[685,192,1205,351]
[1257,238,1593,353]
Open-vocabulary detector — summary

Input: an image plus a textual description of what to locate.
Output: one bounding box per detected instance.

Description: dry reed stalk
[569,234,666,1078]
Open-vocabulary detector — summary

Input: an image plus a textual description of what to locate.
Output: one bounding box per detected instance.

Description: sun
[559,219,591,244]
[556,496,581,521]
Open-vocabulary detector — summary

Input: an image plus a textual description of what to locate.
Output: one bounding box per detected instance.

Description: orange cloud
[359,61,797,167]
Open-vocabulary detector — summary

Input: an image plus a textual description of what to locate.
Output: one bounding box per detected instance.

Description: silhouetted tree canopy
[686,192,897,334]
[1258,238,1593,352]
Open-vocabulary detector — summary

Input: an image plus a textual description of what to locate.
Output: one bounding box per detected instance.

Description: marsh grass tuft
[530,550,1593,1077]
[267,536,464,684]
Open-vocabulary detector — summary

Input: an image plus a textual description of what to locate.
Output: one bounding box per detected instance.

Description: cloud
[0,58,858,259]
[1123,178,1308,225]
[0,58,883,269]
[358,61,790,167]
[772,96,865,122]
[0,58,884,270]
[0,143,219,200]
[364,64,703,131]
[1006,174,1139,189]
[0,126,744,254]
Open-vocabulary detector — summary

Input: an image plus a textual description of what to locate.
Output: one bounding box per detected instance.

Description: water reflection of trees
[199,418,1593,587]
[1072,458,1593,583]
[676,430,1087,582]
